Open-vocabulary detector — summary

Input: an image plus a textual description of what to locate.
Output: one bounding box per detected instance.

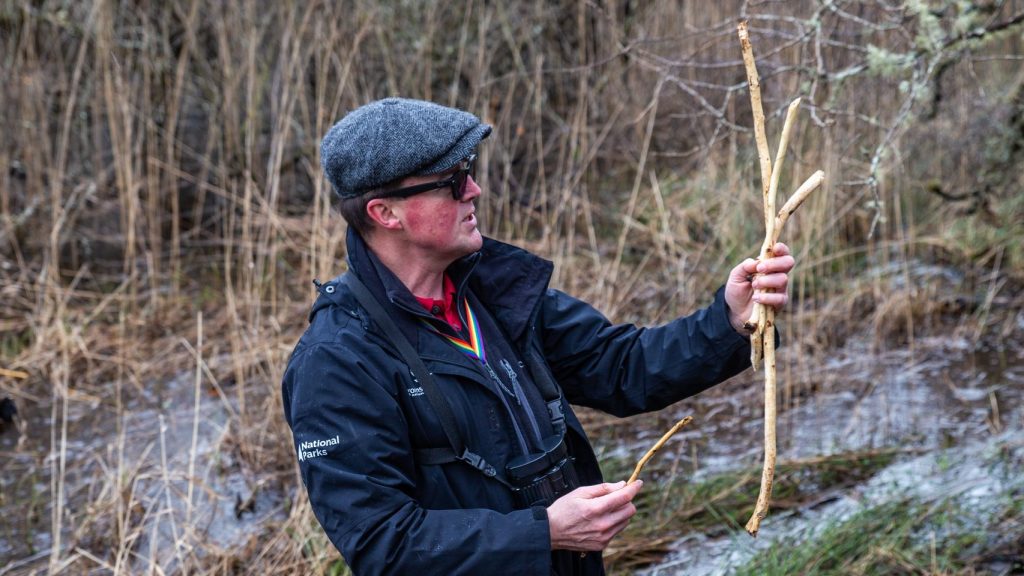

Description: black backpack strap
[343,273,507,483]
[523,346,567,436]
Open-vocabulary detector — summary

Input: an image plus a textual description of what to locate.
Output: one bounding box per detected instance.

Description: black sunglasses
[382,154,478,201]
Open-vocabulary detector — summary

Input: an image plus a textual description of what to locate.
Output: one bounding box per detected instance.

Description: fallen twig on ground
[0,368,29,379]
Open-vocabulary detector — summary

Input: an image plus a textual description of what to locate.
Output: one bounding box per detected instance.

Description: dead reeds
[1,0,1022,573]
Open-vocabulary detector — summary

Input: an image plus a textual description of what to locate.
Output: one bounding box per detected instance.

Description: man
[282,97,794,575]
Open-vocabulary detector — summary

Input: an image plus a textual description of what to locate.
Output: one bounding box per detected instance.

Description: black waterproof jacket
[282,230,752,575]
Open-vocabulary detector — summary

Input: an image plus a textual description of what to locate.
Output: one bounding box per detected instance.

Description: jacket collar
[335,228,554,343]
[346,227,436,318]
[465,237,553,343]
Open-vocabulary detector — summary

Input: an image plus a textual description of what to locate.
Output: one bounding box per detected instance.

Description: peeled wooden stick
[739,20,778,537]
[737,22,827,538]
[746,311,776,537]
[761,99,801,254]
[746,98,802,338]
[748,172,824,351]
[774,171,825,235]
[742,175,825,539]
[747,100,801,373]
[737,21,772,356]
[627,416,693,484]
[738,21,772,221]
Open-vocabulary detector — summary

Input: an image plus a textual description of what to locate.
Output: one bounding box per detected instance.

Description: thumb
[730,258,758,283]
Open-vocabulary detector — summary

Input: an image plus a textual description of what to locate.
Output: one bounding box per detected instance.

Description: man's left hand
[725,242,795,333]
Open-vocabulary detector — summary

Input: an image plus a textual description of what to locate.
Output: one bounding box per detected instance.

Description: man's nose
[462,175,482,201]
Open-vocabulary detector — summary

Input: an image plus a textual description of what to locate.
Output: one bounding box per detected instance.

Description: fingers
[751,271,788,292]
[724,243,795,326]
[593,481,640,527]
[750,243,794,292]
[594,506,636,543]
[574,480,642,504]
[771,242,791,257]
[751,269,789,309]
[574,482,624,499]
[594,480,642,509]
[739,243,794,281]
[751,243,793,269]
[756,252,795,275]
[753,291,788,309]
[548,481,642,551]
[751,244,793,311]
[585,482,640,547]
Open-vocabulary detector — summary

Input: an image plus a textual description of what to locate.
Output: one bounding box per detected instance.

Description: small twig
[774,171,825,239]
[763,98,802,252]
[628,416,693,484]
[0,368,29,379]
[0,549,52,576]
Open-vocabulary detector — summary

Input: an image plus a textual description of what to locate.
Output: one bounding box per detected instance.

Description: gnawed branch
[628,416,693,484]
[737,21,826,538]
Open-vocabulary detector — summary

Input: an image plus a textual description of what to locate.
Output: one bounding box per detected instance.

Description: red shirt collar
[414,274,463,332]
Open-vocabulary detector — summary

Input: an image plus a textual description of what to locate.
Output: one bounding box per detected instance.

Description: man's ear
[366,198,404,230]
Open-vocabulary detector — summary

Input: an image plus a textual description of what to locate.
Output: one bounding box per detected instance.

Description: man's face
[389,170,484,263]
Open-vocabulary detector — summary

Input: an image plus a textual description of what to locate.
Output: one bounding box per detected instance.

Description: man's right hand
[547,480,643,551]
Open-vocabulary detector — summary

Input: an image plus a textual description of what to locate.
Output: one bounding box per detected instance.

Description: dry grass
[1,0,1023,573]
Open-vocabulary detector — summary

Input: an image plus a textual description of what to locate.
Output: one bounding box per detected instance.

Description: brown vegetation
[1,0,1023,573]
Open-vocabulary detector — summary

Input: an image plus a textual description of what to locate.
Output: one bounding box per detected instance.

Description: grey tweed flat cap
[320,97,492,198]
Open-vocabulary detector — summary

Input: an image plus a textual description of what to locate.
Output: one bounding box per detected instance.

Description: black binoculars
[506,435,580,508]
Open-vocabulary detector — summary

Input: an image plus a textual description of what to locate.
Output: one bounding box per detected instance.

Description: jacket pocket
[397,357,513,469]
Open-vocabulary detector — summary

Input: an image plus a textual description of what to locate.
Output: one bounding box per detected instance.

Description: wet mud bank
[641,430,1024,575]
[602,314,1024,574]
[0,369,287,573]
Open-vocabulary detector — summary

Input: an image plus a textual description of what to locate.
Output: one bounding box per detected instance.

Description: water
[592,333,1022,490]
[636,327,1024,575]
[0,371,286,573]
[641,429,1024,576]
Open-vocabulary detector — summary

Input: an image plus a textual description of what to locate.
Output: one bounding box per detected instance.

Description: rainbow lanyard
[427,298,486,364]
